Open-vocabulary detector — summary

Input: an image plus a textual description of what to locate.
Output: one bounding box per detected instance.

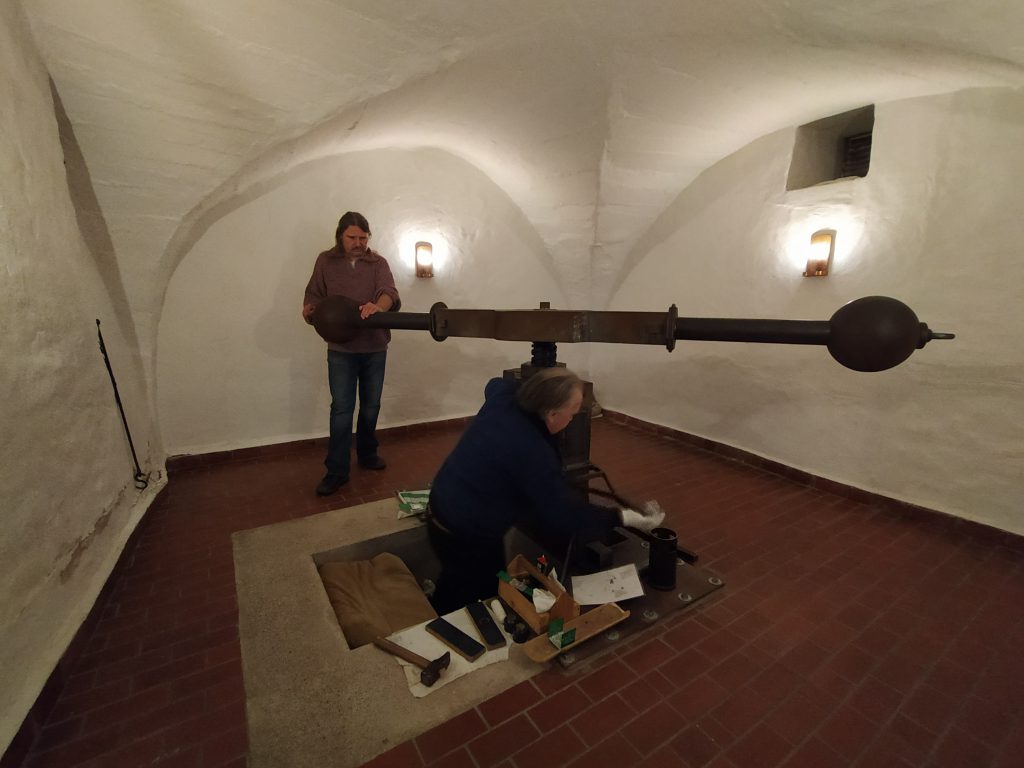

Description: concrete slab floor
[232,499,542,768]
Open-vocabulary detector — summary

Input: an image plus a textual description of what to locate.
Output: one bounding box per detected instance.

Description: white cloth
[531,588,556,613]
[620,500,665,532]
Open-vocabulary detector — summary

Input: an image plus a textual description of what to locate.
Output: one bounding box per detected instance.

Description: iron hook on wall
[96,319,149,490]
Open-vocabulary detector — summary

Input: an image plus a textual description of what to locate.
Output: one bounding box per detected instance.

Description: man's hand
[302,303,316,324]
[359,294,393,319]
[358,302,380,320]
[620,500,665,532]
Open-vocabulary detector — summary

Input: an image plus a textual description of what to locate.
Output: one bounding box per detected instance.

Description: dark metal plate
[503,525,725,667]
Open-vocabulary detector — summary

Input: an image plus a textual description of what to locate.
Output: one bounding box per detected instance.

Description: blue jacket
[430,377,620,542]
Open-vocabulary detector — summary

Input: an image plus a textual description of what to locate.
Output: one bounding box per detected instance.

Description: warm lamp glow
[415,241,433,278]
[804,229,836,277]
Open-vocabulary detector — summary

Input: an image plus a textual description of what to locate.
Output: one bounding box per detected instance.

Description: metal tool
[311,295,955,372]
[96,319,149,489]
[372,636,451,687]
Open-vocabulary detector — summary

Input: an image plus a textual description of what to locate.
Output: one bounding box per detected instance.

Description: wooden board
[523,603,630,663]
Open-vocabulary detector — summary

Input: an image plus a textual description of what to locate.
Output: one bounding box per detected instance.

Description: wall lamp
[415,241,433,278]
[804,229,836,277]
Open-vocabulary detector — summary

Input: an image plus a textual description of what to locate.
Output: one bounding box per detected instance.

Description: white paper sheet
[570,563,645,605]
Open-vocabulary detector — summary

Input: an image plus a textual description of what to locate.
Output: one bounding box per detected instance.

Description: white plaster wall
[157,148,581,456]
[593,87,1024,535]
[0,4,165,752]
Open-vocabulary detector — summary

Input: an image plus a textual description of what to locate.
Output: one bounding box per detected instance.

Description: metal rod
[373,311,431,332]
[587,487,699,564]
[674,317,831,345]
[317,295,955,371]
[96,320,148,489]
[359,308,838,346]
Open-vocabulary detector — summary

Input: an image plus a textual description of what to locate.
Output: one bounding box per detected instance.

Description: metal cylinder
[646,527,678,591]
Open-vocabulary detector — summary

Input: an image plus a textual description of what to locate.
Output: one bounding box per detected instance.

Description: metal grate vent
[840,132,872,178]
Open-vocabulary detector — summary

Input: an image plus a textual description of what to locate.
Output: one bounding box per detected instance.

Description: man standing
[303,211,401,496]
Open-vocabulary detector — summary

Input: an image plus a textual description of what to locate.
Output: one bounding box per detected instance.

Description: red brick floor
[10,417,1024,768]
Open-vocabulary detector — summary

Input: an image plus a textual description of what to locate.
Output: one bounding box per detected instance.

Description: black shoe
[358,455,387,470]
[315,474,348,496]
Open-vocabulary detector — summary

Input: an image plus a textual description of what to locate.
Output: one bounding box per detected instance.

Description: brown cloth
[318,553,437,648]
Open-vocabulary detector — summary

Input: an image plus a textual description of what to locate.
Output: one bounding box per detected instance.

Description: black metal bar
[364,307,834,346]
[316,295,954,371]
[373,311,430,331]
[674,317,831,345]
[96,320,148,489]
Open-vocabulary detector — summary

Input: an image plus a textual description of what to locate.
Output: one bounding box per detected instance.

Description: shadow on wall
[608,131,794,304]
[594,344,958,481]
[252,215,328,440]
[385,337,531,422]
[50,78,140,354]
[619,352,793,437]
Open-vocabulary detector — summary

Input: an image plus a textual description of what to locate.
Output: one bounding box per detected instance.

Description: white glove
[532,588,556,613]
[620,500,665,532]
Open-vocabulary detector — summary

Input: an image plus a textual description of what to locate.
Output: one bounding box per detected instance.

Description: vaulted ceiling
[24,0,1024,313]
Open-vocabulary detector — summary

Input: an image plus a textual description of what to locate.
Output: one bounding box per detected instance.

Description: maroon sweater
[303,246,402,353]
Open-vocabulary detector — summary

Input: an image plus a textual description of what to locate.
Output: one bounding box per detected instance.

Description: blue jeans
[325,349,387,477]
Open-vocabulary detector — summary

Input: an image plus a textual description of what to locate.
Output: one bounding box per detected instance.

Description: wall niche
[786,105,874,191]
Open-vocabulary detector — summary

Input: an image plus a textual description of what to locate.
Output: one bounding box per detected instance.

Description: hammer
[373,636,451,687]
